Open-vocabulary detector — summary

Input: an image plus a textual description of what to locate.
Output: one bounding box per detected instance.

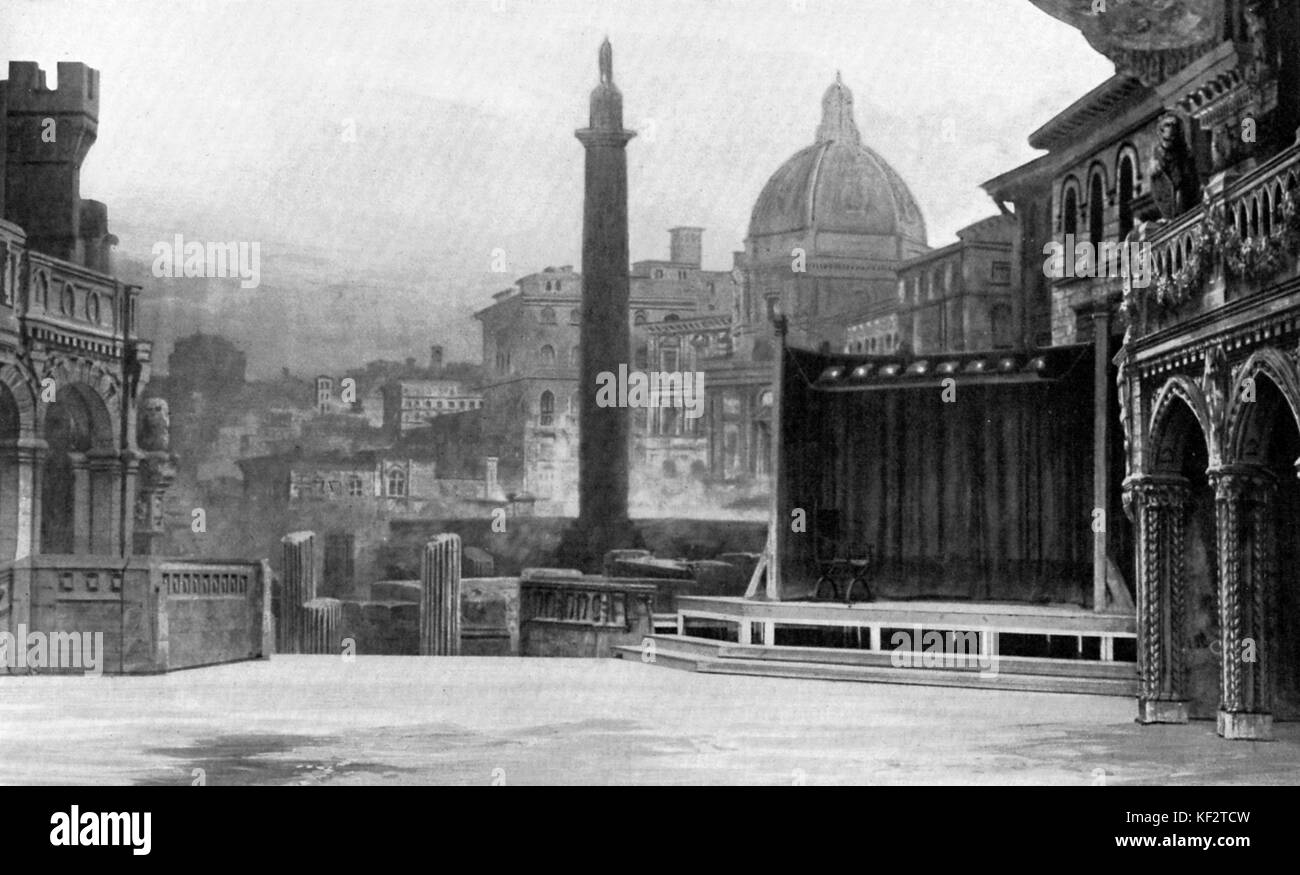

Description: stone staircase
[614,634,1138,697]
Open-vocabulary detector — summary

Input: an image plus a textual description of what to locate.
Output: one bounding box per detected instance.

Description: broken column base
[1217,710,1273,741]
[554,517,644,575]
[1137,699,1188,725]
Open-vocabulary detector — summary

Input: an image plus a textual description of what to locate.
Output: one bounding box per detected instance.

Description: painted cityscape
[1,0,1299,794]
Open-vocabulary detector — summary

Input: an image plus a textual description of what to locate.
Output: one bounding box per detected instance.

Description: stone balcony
[1126,141,1300,340]
[0,216,144,353]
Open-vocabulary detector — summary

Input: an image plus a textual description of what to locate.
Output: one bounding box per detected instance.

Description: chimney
[669,227,703,268]
[430,345,444,372]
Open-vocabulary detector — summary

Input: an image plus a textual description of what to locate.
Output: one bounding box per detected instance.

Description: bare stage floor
[2,656,1297,785]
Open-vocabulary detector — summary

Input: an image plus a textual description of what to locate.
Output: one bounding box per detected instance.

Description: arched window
[569,346,580,367]
[540,344,556,366]
[663,313,680,322]
[634,310,647,325]
[570,392,580,423]
[569,308,580,325]
[1063,184,1079,239]
[1088,172,1105,250]
[556,280,562,291]
[386,467,407,497]
[540,307,556,325]
[539,391,555,426]
[545,281,552,291]
[1117,153,1136,240]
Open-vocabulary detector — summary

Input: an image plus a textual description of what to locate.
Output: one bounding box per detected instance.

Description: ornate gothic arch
[1147,374,1213,473]
[1224,347,1300,464]
[36,355,122,447]
[0,360,40,438]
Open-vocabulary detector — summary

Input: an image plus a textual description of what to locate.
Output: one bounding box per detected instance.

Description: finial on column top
[600,38,613,84]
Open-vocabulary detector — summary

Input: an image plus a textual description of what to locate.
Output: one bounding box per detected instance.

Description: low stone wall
[518,570,656,658]
[337,577,518,656]
[2,555,271,674]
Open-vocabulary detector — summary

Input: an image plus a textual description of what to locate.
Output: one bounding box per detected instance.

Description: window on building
[386,468,407,497]
[556,280,562,291]
[569,308,580,325]
[540,307,556,325]
[1118,154,1136,240]
[1063,185,1079,239]
[540,344,556,366]
[347,475,364,496]
[570,346,580,367]
[539,391,555,426]
[663,313,680,323]
[654,269,664,279]
[634,310,647,325]
[545,281,552,291]
[1089,172,1105,250]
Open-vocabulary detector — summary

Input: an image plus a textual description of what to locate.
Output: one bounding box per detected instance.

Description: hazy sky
[1,0,1111,375]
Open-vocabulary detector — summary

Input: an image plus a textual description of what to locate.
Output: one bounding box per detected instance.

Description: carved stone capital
[1123,473,1192,510]
[1207,464,1276,503]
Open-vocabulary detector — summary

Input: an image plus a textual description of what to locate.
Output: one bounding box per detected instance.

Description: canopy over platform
[769,342,1105,606]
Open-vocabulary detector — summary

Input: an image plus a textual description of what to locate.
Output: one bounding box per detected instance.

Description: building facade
[474,231,731,510]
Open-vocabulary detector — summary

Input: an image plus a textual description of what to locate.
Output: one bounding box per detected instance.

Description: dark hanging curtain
[777,345,1094,605]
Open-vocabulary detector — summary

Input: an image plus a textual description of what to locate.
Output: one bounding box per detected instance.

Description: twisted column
[1125,474,1191,723]
[1209,465,1275,740]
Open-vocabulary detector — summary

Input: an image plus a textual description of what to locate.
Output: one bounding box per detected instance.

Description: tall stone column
[1127,474,1191,723]
[0,438,44,561]
[279,531,317,654]
[1090,303,1113,612]
[68,452,91,554]
[87,449,121,555]
[1209,465,1275,740]
[420,533,461,656]
[557,39,641,571]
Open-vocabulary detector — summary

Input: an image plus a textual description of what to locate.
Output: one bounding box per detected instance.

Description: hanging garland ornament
[1130,182,1300,317]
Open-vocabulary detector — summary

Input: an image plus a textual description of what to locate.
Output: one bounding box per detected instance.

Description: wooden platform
[616,596,1137,697]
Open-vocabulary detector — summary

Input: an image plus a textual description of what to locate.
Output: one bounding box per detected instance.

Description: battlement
[4,62,99,117]
[2,61,104,266]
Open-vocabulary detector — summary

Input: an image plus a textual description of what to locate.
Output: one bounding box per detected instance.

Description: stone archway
[1132,376,1217,723]
[1221,362,1300,733]
[39,383,116,555]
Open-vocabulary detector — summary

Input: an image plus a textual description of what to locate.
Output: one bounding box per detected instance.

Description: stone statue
[1244,1,1270,84]
[138,397,170,452]
[1149,113,1199,219]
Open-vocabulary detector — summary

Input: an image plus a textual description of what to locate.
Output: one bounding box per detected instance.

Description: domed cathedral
[736,73,929,357]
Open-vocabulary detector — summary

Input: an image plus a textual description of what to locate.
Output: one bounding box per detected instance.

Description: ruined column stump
[301,597,343,656]
[279,531,317,654]
[420,534,462,656]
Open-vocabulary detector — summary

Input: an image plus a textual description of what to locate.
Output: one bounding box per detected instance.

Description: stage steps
[613,634,1138,697]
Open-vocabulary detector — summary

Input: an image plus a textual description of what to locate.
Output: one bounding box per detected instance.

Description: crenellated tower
[1,62,113,270]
